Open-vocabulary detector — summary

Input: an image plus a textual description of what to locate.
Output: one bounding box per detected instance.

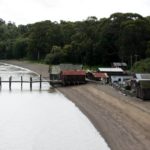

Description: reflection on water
[0,63,110,150]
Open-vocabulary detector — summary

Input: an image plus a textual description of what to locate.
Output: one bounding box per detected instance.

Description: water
[0,63,110,150]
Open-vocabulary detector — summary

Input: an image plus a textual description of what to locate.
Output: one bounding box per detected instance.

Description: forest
[1,12,150,68]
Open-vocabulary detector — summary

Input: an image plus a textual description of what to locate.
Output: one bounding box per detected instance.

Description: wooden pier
[0,75,62,91]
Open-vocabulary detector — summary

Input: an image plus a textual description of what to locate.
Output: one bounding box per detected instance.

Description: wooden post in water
[9,76,12,91]
[0,77,1,90]
[21,76,23,90]
[30,77,32,91]
[40,75,42,90]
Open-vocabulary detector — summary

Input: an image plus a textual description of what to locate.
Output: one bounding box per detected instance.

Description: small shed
[49,64,85,86]
[49,65,61,80]
[136,80,150,100]
[49,64,83,80]
[130,73,150,100]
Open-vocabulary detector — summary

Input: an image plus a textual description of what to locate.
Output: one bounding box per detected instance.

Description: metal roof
[135,74,150,80]
[60,64,82,70]
[50,65,61,74]
[61,70,86,76]
[92,72,108,78]
[112,62,127,67]
[98,67,123,72]
[50,64,83,74]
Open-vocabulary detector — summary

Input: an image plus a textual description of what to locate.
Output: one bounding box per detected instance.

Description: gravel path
[2,60,150,150]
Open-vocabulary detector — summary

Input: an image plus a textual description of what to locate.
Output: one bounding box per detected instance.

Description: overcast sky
[0,0,150,25]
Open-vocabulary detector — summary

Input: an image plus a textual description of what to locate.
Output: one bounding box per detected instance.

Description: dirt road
[58,83,150,150]
[2,60,150,150]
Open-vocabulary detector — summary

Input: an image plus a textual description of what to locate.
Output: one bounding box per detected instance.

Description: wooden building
[49,65,61,80]
[136,80,150,100]
[61,70,86,85]
[49,64,83,80]
[131,74,150,100]
[49,64,85,86]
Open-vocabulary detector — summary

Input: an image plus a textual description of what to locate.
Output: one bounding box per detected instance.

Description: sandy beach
[2,60,150,150]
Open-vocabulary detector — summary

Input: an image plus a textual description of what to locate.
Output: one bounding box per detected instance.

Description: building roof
[50,65,61,74]
[111,75,132,79]
[112,62,127,67]
[135,73,150,80]
[92,72,108,78]
[61,70,86,76]
[50,64,83,74]
[60,64,82,70]
[98,67,123,72]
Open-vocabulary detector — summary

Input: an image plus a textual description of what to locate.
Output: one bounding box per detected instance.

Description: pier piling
[9,76,12,91]
[0,77,1,90]
[21,76,23,90]
[0,75,51,90]
[30,77,32,91]
[40,75,42,90]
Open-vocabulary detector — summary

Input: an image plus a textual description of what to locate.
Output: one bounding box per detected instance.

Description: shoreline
[1,60,50,77]
[2,60,150,150]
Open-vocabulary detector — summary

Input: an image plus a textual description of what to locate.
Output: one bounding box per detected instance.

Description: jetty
[0,75,62,90]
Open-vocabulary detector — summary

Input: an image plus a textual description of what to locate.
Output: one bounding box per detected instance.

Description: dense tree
[45,46,65,64]
[132,58,150,72]
[1,13,150,68]
[13,38,28,59]
[119,16,150,64]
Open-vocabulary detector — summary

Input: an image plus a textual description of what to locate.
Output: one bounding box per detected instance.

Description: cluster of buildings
[49,62,150,100]
[49,64,86,86]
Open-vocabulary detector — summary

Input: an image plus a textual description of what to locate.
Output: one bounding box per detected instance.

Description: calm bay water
[0,63,110,150]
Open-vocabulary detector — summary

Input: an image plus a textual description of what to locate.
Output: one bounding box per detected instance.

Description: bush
[44,52,65,64]
[132,58,150,73]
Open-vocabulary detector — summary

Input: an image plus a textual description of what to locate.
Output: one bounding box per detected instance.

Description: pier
[0,75,62,90]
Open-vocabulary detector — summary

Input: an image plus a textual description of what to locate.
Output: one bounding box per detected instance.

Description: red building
[61,70,86,85]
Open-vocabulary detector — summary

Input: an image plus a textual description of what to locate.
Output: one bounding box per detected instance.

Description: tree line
[1,13,150,67]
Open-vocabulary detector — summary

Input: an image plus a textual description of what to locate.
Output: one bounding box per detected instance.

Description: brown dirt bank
[2,60,150,150]
[58,84,150,150]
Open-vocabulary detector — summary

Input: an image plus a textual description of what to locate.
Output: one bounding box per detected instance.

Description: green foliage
[132,58,150,72]
[13,38,28,59]
[146,41,150,57]
[1,13,150,67]
[44,46,65,64]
